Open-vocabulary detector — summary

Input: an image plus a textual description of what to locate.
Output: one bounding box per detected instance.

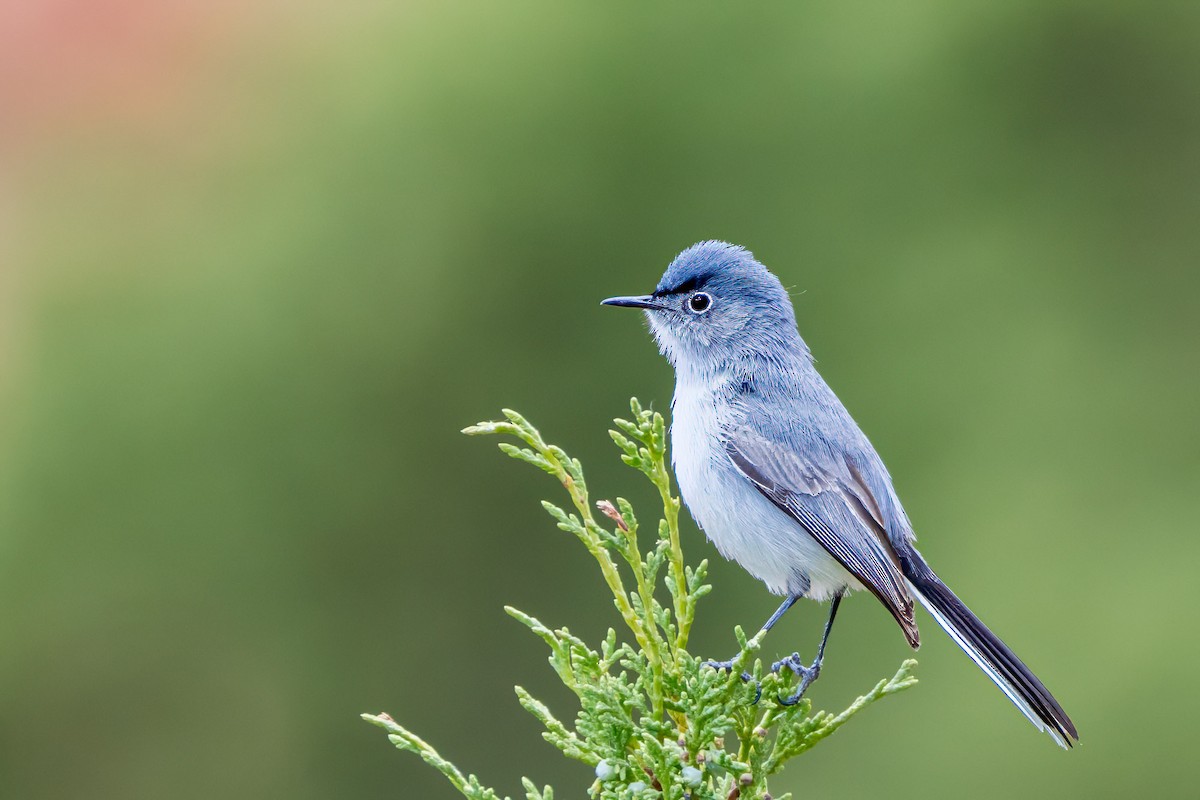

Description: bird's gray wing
[726,427,919,647]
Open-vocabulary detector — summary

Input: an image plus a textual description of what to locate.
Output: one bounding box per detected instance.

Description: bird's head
[603,241,805,374]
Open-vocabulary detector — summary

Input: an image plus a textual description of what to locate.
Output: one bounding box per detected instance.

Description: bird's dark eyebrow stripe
[652,271,713,298]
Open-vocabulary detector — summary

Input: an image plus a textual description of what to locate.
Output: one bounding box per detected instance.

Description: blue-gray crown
[654,241,758,297]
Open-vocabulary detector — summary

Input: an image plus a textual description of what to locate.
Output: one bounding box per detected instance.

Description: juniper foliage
[363,399,917,800]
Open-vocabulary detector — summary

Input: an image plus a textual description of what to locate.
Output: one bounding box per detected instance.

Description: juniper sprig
[363,399,917,800]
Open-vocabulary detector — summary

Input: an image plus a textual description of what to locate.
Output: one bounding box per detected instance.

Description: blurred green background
[2,2,1198,797]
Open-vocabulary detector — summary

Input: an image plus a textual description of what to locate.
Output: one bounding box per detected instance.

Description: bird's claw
[771,652,821,706]
[703,659,763,705]
[703,658,752,683]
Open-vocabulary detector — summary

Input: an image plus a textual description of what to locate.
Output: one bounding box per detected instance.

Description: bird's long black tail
[899,549,1078,748]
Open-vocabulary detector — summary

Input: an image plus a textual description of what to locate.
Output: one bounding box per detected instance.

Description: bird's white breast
[670,375,856,600]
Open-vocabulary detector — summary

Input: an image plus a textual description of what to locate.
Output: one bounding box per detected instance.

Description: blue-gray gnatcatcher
[603,240,1077,748]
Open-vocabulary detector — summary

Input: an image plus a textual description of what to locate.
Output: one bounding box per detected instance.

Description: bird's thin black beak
[601,295,665,310]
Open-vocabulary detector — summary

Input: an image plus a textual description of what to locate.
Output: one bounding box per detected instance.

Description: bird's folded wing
[726,429,919,646]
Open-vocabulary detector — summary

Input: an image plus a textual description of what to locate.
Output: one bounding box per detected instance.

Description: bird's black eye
[687,292,713,314]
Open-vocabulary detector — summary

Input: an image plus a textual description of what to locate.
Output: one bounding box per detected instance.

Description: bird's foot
[702,658,752,682]
[703,658,762,704]
[771,652,822,706]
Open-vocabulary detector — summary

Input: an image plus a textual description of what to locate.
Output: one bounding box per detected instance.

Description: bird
[601,240,1077,748]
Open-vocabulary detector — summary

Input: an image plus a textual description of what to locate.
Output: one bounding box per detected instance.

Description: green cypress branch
[365,399,918,800]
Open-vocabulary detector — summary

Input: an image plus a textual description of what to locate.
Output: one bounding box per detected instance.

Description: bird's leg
[704,595,802,701]
[774,590,844,706]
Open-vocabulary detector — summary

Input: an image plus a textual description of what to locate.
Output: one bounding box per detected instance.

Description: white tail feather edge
[907,580,1070,750]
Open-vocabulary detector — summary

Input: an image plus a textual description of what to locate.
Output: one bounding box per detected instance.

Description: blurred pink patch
[0,0,242,146]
